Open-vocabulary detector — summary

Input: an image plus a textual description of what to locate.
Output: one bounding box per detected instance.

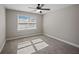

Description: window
[17,15,36,30]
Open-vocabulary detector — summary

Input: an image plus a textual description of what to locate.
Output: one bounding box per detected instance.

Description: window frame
[16,15,37,31]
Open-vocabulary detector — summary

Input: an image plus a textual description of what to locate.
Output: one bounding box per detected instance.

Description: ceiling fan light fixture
[36,10,42,12]
[40,11,42,13]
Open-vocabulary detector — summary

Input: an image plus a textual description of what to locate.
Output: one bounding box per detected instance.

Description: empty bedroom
[0,4,79,54]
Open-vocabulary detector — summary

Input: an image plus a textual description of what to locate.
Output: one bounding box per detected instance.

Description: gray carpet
[1,35,79,54]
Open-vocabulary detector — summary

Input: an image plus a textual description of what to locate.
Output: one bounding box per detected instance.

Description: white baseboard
[7,33,42,40]
[44,34,79,48]
[0,40,6,53]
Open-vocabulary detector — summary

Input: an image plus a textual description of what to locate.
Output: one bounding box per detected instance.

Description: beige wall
[43,5,79,45]
[0,5,6,52]
[6,9,43,40]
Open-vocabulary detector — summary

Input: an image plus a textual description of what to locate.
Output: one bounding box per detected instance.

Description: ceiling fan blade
[28,7,36,9]
[41,8,50,10]
[41,4,44,7]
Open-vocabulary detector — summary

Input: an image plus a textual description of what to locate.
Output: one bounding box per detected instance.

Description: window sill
[17,28,37,31]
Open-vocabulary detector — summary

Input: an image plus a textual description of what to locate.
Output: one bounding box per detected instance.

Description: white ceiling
[3,4,73,15]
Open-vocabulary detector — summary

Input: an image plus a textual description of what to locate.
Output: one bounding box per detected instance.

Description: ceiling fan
[29,4,50,13]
